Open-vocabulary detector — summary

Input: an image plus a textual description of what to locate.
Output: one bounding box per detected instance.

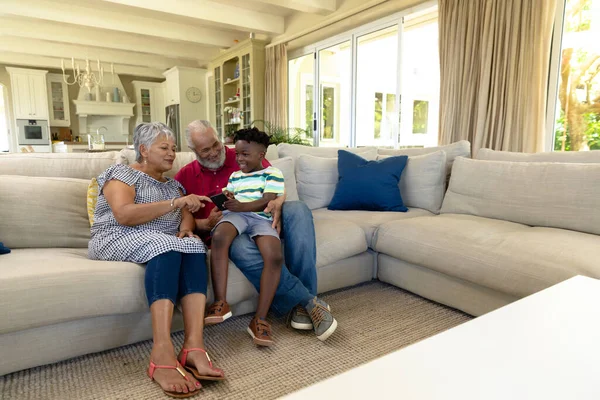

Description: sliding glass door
[288,3,439,148]
[355,26,399,147]
[288,54,315,140]
[318,41,351,147]
[398,11,440,148]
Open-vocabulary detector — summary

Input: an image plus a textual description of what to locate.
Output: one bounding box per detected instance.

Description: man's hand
[195,207,223,232]
[224,199,246,212]
[264,195,285,235]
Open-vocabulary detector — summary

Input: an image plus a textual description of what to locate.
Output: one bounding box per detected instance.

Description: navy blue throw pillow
[328,150,408,212]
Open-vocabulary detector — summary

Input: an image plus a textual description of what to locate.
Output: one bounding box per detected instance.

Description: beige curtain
[438,0,557,154]
[264,43,288,128]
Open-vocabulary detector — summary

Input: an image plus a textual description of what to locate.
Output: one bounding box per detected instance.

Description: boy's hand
[176,230,200,239]
[224,199,245,212]
[264,196,284,235]
[223,190,235,200]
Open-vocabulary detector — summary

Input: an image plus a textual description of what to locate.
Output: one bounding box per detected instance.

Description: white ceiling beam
[0,37,203,71]
[0,18,220,62]
[250,0,336,15]
[2,0,240,48]
[99,0,284,34]
[0,53,165,79]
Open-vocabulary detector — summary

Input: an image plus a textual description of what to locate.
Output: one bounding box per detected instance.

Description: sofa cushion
[313,218,368,267]
[0,248,256,335]
[329,151,408,212]
[374,214,600,298]
[441,157,600,236]
[378,150,447,213]
[277,143,377,161]
[118,149,196,178]
[313,208,433,248]
[377,140,470,175]
[0,176,91,249]
[269,157,299,201]
[295,151,378,210]
[265,144,279,161]
[87,178,99,226]
[0,152,119,179]
[476,148,600,163]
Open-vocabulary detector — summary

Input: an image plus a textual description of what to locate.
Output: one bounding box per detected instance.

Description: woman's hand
[177,230,200,239]
[173,195,212,213]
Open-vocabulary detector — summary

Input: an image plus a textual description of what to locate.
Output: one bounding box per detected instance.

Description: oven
[17,119,50,145]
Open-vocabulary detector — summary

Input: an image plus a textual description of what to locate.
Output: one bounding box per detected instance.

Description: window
[548,0,600,151]
[0,85,8,152]
[288,3,439,148]
[318,41,351,146]
[288,54,314,140]
[412,100,429,134]
[305,84,314,137]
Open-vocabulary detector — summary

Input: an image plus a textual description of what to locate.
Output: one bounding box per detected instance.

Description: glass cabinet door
[214,66,222,137]
[51,82,66,122]
[242,54,251,128]
[141,89,152,123]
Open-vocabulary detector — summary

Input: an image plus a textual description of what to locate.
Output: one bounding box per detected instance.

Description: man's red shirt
[174,147,270,240]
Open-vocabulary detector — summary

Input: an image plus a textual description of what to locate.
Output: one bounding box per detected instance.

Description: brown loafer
[204,300,232,325]
[246,316,274,347]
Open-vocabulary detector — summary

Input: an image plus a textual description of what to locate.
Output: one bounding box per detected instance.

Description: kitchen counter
[52,142,130,153]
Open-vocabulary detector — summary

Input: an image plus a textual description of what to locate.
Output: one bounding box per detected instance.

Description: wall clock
[186,87,202,103]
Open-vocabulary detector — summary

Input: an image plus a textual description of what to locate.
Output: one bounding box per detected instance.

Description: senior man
[174,120,337,342]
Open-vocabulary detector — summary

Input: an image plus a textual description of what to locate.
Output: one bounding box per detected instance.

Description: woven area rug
[1,281,471,400]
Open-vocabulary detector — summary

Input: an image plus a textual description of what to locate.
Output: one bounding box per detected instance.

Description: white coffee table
[283,275,600,400]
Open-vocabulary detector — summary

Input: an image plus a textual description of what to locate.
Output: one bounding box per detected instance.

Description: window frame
[287,0,437,148]
[545,0,568,152]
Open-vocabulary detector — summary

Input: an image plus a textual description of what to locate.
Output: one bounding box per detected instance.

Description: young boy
[206,127,284,346]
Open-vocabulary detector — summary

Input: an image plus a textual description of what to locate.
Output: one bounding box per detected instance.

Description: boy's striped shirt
[225,166,285,220]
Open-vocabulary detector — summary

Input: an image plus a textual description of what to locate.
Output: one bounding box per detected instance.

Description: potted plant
[250,120,312,146]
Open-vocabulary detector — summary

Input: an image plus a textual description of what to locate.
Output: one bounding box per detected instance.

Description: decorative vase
[105,92,112,102]
[113,87,120,102]
[95,86,101,102]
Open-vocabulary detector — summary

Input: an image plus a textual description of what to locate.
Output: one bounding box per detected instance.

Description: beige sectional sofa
[2,142,599,377]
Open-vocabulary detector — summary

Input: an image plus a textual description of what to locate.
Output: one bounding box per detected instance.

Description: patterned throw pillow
[87,177,99,226]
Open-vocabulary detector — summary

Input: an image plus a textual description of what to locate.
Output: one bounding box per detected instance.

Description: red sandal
[179,348,226,381]
[147,361,200,398]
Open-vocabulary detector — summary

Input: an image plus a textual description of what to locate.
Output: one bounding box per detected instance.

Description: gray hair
[185,120,214,149]
[133,122,176,162]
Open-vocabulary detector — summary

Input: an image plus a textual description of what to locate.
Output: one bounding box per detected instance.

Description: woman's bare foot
[178,340,225,379]
[149,342,201,395]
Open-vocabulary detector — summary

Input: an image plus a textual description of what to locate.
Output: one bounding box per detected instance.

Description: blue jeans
[145,251,208,306]
[228,201,317,315]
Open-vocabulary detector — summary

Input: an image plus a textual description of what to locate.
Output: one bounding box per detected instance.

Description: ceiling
[0,0,338,78]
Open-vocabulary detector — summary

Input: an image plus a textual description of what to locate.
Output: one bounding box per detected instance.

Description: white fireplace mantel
[74,100,134,117]
[74,100,135,138]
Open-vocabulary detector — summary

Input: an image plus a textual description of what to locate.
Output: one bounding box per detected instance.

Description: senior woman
[89,122,224,398]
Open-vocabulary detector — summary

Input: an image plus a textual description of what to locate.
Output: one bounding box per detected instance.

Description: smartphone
[210,192,229,211]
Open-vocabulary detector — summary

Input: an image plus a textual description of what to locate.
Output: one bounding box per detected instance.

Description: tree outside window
[555,0,600,151]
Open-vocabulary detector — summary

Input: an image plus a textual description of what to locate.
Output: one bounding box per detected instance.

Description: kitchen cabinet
[164,72,180,106]
[132,81,166,124]
[6,67,49,120]
[162,66,207,145]
[46,73,71,127]
[209,39,266,141]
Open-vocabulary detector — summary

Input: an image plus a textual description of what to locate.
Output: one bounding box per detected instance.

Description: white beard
[197,146,226,170]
